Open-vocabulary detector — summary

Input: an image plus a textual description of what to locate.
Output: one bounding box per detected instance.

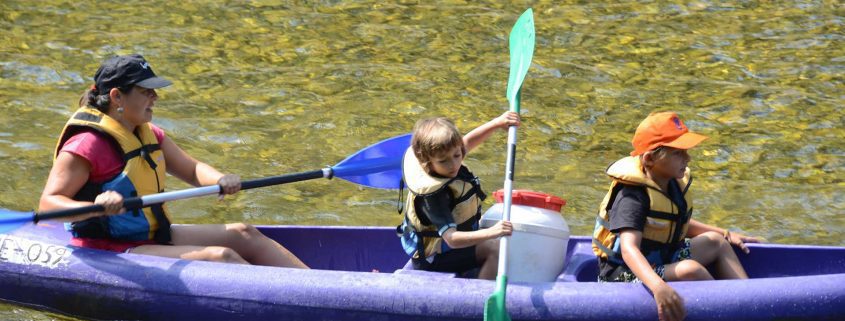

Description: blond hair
[411,117,466,173]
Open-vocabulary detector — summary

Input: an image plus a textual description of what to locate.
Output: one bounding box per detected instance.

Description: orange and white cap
[630,111,708,156]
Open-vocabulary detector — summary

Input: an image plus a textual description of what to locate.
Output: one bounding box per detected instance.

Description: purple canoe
[0,222,843,320]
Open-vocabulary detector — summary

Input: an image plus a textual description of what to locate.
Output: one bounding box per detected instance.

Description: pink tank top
[59,124,166,183]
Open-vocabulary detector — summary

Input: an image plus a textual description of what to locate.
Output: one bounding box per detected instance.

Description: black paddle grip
[241,170,325,190]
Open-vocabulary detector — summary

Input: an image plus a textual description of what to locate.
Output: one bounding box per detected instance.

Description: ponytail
[78,85,134,113]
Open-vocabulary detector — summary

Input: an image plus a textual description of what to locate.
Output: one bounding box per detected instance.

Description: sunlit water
[1,0,843,319]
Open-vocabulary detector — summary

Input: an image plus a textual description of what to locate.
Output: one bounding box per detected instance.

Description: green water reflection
[1,0,843,318]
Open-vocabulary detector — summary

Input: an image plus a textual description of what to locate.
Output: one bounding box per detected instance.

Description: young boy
[592,111,762,321]
[398,112,519,280]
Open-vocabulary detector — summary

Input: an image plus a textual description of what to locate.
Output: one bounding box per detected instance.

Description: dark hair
[78,85,134,112]
[649,146,668,159]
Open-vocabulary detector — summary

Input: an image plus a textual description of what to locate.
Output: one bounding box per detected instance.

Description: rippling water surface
[1,1,843,319]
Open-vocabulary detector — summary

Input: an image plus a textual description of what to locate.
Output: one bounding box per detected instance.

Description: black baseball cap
[93,54,172,95]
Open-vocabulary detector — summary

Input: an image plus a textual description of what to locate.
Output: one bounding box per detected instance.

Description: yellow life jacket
[54,107,172,243]
[398,148,485,259]
[591,156,693,265]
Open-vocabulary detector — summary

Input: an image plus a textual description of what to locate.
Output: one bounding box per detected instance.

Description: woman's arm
[440,220,512,249]
[619,230,686,321]
[160,136,240,194]
[462,111,520,153]
[39,152,123,221]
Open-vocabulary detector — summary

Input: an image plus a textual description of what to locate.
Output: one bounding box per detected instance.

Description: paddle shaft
[497,111,519,276]
[34,168,332,223]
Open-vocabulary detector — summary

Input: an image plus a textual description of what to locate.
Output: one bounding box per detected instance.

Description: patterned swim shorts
[600,238,692,283]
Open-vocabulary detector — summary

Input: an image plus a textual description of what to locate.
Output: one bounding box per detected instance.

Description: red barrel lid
[492,189,566,212]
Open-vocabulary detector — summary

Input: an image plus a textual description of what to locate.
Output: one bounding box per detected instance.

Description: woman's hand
[94,191,125,216]
[725,231,764,254]
[653,282,686,321]
[495,111,521,130]
[217,174,242,197]
[486,220,513,238]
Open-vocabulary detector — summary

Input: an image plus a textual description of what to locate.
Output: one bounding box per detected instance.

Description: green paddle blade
[505,8,536,113]
[484,275,512,321]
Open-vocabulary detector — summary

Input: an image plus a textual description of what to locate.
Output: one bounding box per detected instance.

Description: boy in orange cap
[592,111,762,321]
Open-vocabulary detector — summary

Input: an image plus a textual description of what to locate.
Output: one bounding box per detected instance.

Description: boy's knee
[675,260,712,280]
[699,231,729,248]
[485,239,500,255]
[476,239,500,261]
[486,248,499,261]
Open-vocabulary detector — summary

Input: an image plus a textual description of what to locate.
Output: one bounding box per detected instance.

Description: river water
[1,1,843,319]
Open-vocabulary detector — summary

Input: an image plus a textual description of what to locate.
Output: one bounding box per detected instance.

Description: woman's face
[428,145,464,178]
[117,86,158,126]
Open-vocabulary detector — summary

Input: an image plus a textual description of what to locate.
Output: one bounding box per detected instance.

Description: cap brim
[663,132,708,150]
[135,77,173,89]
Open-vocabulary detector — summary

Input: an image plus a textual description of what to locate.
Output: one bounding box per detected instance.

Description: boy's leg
[662,259,713,281]
[689,231,747,279]
[475,238,500,280]
[168,223,308,268]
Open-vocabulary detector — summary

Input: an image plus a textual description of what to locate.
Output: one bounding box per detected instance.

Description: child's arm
[686,219,763,254]
[440,220,513,249]
[619,230,687,321]
[415,192,512,249]
[463,111,520,153]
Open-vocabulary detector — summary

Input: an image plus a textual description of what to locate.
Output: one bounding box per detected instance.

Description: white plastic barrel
[480,190,569,283]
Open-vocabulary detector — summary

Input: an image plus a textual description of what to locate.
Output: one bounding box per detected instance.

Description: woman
[39,54,307,268]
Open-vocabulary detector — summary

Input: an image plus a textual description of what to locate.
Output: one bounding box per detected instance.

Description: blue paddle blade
[331,133,411,189]
[0,209,35,234]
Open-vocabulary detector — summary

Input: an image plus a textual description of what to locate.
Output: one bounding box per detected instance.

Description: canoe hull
[1,222,843,320]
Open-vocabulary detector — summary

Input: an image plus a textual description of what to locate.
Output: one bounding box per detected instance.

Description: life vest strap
[452,180,486,206]
[396,179,405,215]
[592,238,623,264]
[596,216,610,229]
[124,144,161,169]
[69,216,112,239]
[645,210,684,222]
[72,111,102,123]
[150,203,172,244]
[666,208,693,254]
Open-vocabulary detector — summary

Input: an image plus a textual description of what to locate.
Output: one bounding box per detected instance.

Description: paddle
[0,133,411,234]
[484,8,535,321]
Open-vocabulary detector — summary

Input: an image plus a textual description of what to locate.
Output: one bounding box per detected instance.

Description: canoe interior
[258,225,845,281]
